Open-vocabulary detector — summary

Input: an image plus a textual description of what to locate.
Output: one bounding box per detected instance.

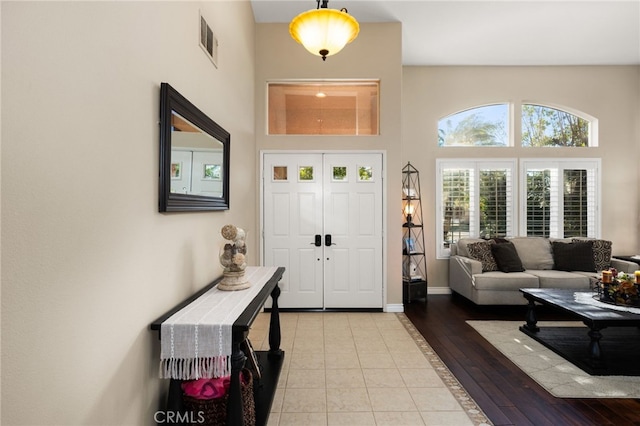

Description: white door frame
[259,149,388,310]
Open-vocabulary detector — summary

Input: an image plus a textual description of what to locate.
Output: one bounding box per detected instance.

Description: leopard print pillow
[466,241,499,272]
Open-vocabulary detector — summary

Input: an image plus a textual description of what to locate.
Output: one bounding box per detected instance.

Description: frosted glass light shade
[289,8,359,61]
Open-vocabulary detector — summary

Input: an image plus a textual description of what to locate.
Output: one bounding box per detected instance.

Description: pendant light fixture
[289,0,359,61]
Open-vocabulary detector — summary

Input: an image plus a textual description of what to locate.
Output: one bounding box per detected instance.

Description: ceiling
[250,0,640,66]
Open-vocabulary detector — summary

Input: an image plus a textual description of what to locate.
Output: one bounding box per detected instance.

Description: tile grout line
[256,312,494,425]
[396,312,493,426]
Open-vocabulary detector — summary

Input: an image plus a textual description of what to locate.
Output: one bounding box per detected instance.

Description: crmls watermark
[154,410,205,424]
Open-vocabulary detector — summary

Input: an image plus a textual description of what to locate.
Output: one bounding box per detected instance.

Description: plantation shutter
[440,166,473,256]
[522,160,598,238]
[478,167,513,238]
[563,167,597,237]
[437,159,516,258]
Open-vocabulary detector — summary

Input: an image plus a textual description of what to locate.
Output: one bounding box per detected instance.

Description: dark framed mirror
[159,83,230,212]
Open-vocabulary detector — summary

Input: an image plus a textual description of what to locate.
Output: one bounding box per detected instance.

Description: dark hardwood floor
[404,293,640,426]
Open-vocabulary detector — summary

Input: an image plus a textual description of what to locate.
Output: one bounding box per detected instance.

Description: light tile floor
[248,312,489,426]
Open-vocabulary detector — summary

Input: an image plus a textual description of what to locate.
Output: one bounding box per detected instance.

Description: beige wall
[254,23,405,309]
[1,2,255,424]
[402,66,640,288]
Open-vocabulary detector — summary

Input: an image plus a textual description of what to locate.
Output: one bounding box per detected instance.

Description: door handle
[310,234,322,247]
[325,234,336,246]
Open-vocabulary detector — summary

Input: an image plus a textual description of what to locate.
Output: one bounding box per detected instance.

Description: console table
[150,266,285,426]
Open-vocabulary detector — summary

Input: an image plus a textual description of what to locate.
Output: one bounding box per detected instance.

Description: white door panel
[263,154,323,308]
[323,153,383,308]
[263,152,383,309]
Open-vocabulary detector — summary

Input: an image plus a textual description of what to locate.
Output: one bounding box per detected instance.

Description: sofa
[449,236,639,305]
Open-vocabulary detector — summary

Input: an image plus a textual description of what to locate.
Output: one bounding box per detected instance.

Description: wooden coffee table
[519,288,640,376]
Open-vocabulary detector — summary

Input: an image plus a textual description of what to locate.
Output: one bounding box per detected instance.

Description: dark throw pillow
[467,241,498,272]
[552,241,596,272]
[572,238,612,271]
[491,237,510,245]
[491,242,525,272]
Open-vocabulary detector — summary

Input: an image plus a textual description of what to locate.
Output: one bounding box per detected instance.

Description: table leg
[166,379,186,426]
[268,284,282,357]
[226,340,247,426]
[522,298,540,332]
[587,327,603,362]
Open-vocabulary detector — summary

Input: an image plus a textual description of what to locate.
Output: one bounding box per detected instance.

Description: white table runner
[160,266,278,380]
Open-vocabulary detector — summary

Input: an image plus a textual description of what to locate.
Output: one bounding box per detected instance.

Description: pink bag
[181,376,230,400]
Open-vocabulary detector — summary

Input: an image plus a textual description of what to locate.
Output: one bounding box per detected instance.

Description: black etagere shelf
[402,162,427,303]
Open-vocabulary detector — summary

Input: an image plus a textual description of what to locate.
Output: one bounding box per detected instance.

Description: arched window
[435,101,600,258]
[521,104,594,147]
[438,104,509,147]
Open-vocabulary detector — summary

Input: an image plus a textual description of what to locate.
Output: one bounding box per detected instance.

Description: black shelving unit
[402,162,427,303]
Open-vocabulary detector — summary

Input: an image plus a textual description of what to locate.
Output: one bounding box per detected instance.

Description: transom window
[267,81,379,135]
[438,104,508,147]
[438,103,595,147]
[521,104,592,147]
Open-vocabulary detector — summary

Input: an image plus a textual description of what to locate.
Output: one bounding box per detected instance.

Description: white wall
[402,66,640,288]
[1,2,255,424]
[254,23,405,308]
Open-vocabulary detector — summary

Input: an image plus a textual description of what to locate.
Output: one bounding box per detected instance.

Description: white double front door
[262,152,383,309]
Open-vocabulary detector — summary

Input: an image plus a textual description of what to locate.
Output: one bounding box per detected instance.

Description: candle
[635,270,640,284]
[602,270,613,284]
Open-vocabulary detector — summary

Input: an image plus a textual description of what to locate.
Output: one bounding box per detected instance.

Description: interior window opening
[268,81,379,135]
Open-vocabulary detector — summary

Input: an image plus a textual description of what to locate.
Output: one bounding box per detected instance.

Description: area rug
[467,320,640,398]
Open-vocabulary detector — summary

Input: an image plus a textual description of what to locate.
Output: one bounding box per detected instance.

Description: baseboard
[388,288,451,311]
[428,287,452,295]
[385,303,404,312]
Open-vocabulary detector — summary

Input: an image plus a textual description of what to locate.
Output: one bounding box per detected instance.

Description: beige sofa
[448,237,639,305]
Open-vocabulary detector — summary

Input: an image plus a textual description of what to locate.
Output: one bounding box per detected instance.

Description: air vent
[199,12,218,68]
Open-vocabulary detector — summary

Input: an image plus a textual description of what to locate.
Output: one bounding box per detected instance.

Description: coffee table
[519,288,640,376]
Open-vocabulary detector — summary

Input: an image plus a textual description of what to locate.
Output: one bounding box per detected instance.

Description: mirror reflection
[170,112,224,198]
[159,82,230,212]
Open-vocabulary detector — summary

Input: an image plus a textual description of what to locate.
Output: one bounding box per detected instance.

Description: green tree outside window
[299,166,314,181]
[522,104,589,147]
